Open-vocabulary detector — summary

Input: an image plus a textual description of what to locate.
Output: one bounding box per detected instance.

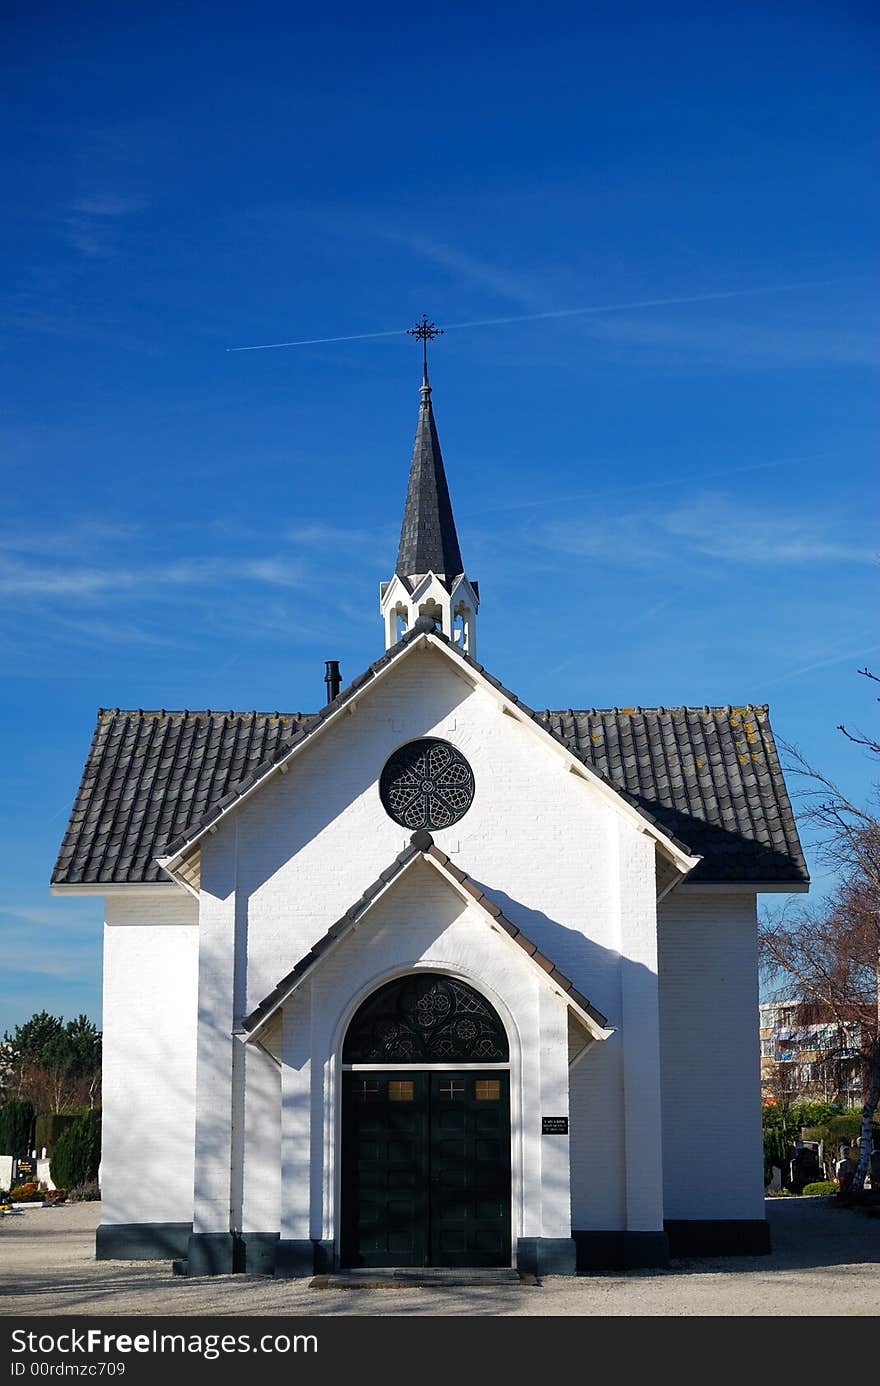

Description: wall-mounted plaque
[542,1116,568,1135]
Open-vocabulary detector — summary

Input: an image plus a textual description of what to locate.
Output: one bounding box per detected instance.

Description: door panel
[341,1072,429,1267]
[341,1070,511,1268]
[430,1072,510,1267]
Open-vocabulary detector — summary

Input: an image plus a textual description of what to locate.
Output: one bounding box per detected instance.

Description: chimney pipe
[324,660,341,704]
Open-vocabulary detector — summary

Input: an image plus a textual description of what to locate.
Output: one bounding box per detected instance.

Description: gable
[160,632,697,892]
[242,840,610,1060]
[195,643,640,1010]
[51,630,808,892]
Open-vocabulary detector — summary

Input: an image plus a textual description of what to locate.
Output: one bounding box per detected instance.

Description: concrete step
[310,1267,529,1289]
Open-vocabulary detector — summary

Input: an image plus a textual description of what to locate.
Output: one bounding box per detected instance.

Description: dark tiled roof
[52,709,314,885]
[52,631,808,887]
[242,833,608,1034]
[539,706,808,885]
[54,627,691,882]
[396,380,464,581]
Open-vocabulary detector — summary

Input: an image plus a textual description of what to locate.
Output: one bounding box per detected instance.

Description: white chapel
[52,338,809,1276]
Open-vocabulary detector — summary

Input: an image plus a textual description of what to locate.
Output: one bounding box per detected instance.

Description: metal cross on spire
[406,314,444,384]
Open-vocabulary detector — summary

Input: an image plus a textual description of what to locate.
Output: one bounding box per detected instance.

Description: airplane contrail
[226,277,853,352]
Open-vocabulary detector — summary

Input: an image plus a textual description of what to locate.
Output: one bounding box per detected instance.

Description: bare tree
[3,1013,102,1116]
[760,670,880,1192]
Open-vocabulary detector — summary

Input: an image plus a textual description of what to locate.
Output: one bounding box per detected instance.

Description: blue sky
[2,2,877,1033]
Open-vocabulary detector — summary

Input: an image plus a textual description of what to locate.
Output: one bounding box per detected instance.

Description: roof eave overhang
[157,631,700,889]
[449,573,479,608]
[49,881,182,897]
[677,879,810,894]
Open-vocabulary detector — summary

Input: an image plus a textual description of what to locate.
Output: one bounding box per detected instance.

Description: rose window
[379,738,475,831]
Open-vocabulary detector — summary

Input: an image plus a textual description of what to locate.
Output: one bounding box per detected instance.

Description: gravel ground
[1,1199,878,1316]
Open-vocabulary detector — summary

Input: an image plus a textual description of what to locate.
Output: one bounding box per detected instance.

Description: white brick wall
[266,857,576,1251]
[101,893,198,1225]
[190,645,666,1243]
[212,646,623,1018]
[103,645,752,1242]
[658,890,764,1220]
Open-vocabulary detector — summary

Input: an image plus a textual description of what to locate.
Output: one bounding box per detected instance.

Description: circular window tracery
[343,973,509,1063]
[379,738,475,831]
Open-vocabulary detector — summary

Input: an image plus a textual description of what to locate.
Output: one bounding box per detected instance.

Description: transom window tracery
[343,973,509,1063]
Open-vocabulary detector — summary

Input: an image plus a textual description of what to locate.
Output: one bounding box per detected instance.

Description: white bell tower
[379,317,479,656]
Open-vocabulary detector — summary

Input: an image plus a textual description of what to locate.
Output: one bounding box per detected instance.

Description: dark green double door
[341,1071,511,1268]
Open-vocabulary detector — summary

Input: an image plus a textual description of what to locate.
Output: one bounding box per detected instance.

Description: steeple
[395,361,464,583]
[380,318,479,655]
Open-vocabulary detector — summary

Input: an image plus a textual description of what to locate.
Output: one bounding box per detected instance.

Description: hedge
[35,1113,78,1157]
[0,1099,35,1158]
[50,1110,101,1190]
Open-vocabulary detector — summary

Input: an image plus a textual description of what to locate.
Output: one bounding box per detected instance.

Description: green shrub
[35,1113,78,1156]
[787,1101,840,1129]
[801,1181,839,1197]
[0,1099,35,1157]
[801,1114,867,1146]
[50,1110,100,1190]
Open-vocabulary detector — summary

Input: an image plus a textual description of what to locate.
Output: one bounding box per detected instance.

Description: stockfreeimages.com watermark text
[11,1328,317,1366]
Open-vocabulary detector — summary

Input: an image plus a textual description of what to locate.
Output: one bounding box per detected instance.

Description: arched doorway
[340,972,512,1268]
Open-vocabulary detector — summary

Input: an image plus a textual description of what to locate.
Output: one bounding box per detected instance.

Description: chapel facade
[52,353,809,1275]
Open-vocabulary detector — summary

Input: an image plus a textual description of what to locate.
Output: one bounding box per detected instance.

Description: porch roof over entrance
[241,830,611,1045]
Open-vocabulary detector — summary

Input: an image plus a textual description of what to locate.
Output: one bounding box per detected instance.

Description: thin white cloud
[0,945,93,979]
[587,314,880,369]
[239,558,304,587]
[0,520,140,558]
[71,194,144,217]
[662,494,876,565]
[762,640,880,688]
[0,308,162,355]
[289,523,377,545]
[0,553,309,601]
[62,191,145,259]
[49,617,187,649]
[535,492,877,569]
[469,451,838,518]
[0,905,94,929]
[0,562,130,596]
[376,229,546,310]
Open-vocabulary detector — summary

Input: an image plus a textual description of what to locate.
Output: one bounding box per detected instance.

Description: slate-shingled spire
[395,363,464,582]
[379,328,479,655]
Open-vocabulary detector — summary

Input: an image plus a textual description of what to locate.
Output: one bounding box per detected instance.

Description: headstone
[13,1156,35,1186]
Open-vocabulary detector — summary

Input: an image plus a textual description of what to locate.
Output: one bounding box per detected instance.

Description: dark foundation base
[664,1218,771,1257]
[573,1230,670,1272]
[516,1237,577,1276]
[236,1232,280,1274]
[185,1231,235,1276]
[97,1220,771,1275]
[96,1222,192,1261]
